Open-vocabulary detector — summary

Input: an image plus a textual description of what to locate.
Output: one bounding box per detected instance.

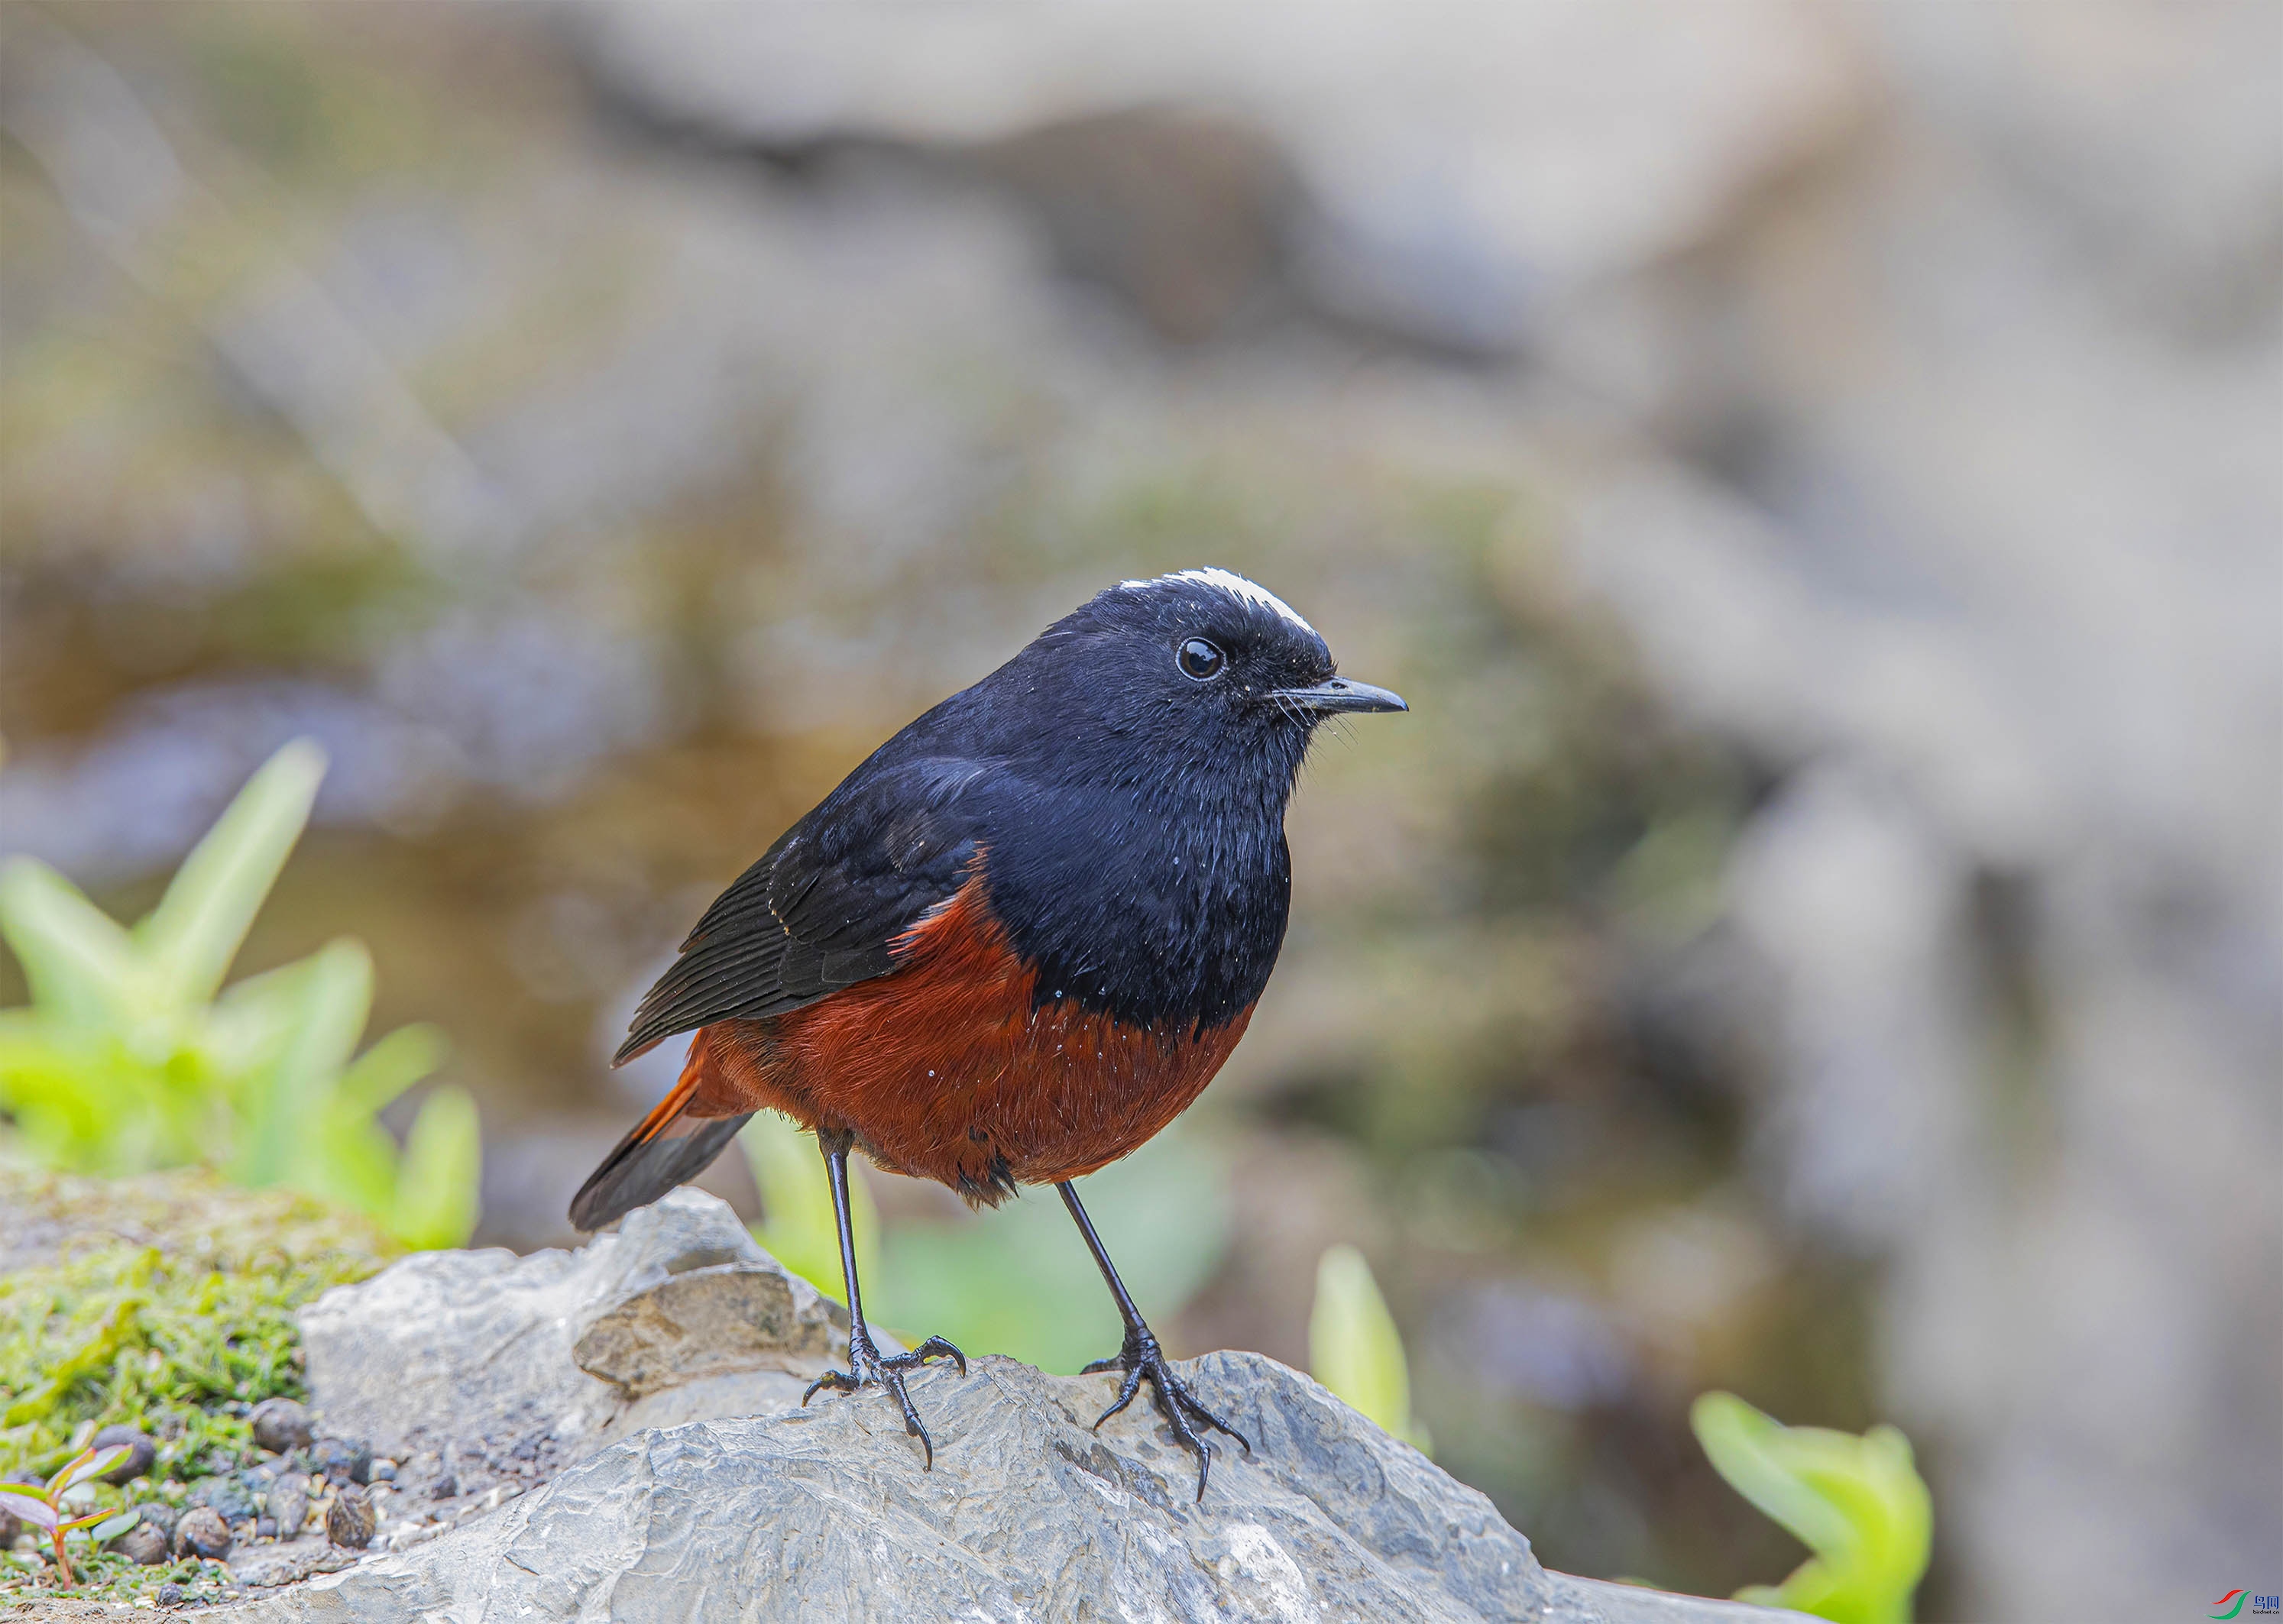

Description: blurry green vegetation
[0,741,479,1248]
[1309,1244,1430,1454]
[0,1162,392,1480]
[742,1111,879,1303]
[0,1159,393,1598]
[743,1112,1229,1375]
[1691,1392,1932,1624]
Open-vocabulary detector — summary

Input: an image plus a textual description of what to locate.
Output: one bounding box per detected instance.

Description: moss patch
[0,1157,395,1600]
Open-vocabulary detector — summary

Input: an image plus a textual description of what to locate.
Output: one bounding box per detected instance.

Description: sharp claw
[894,1383,937,1470]
[912,1334,969,1376]
[1172,1390,1252,1454]
[802,1369,855,1407]
[803,1331,959,1466]
[1085,1337,1248,1496]
[1093,1360,1146,1429]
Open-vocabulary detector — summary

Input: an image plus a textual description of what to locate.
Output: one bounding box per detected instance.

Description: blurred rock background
[1,2,2275,1618]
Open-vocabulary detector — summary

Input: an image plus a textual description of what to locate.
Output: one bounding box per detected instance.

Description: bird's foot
[803,1328,967,1469]
[1083,1325,1251,1501]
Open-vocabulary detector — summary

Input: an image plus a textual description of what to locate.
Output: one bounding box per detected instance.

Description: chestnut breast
[699,879,1252,1203]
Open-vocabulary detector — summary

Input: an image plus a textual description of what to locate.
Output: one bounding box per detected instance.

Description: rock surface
[297,1188,843,1469]
[209,1190,1800,1622]
[244,1349,1787,1624]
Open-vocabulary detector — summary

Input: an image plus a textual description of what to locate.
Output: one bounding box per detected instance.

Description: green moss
[0,1158,393,1600]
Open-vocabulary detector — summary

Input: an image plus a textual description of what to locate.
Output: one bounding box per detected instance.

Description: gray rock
[112,1517,172,1565]
[298,1188,840,1464]
[175,1503,232,1559]
[249,1396,315,1454]
[305,1437,371,1485]
[571,1254,834,1398]
[91,1423,155,1482]
[590,1366,814,1455]
[232,1543,358,1589]
[235,1351,1799,1624]
[190,1474,258,1525]
[268,1474,310,1538]
[248,1190,1799,1621]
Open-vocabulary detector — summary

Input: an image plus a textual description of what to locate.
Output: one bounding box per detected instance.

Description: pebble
[307,1435,373,1485]
[91,1423,157,1483]
[255,1515,277,1538]
[430,1472,458,1499]
[189,1474,257,1524]
[174,1504,232,1559]
[137,1502,180,1545]
[248,1396,315,1454]
[371,1457,397,1482]
[156,1582,186,1606]
[326,1482,378,1549]
[112,1519,172,1565]
[268,1474,310,1537]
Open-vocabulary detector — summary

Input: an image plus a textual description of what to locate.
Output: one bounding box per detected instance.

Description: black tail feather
[568,1109,754,1231]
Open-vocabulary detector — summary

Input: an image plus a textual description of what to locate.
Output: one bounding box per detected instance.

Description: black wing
[613,754,992,1064]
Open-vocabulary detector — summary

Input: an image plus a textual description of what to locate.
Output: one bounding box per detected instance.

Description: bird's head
[989,568,1405,799]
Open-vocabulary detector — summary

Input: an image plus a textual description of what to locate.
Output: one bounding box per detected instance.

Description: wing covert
[613,755,989,1063]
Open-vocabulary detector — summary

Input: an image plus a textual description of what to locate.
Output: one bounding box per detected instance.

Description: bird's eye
[1176,637,1226,681]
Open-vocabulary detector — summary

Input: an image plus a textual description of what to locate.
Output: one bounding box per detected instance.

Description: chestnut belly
[681,882,1252,1202]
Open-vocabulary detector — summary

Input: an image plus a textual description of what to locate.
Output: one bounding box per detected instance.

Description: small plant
[0,1444,141,1585]
[0,739,479,1247]
[1691,1391,1932,1624]
[1308,1244,1432,1454]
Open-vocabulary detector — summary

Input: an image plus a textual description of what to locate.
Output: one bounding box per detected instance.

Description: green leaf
[0,1019,121,1166]
[87,1507,141,1542]
[743,1111,873,1302]
[204,962,312,1079]
[335,1023,446,1119]
[233,940,373,1189]
[52,1442,131,1493]
[0,859,144,1028]
[387,1084,481,1249]
[60,1506,120,1538]
[1309,1244,1429,1454]
[0,1487,57,1529]
[306,1111,402,1219]
[135,739,326,1007]
[1691,1391,1932,1624]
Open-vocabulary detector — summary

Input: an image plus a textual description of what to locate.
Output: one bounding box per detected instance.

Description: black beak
[1271,676,1408,715]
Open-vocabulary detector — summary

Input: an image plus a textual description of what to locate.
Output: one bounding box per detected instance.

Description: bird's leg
[801,1130,965,1467]
[1058,1180,1250,1501]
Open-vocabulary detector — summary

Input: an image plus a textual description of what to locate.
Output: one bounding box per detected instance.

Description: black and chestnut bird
[570,568,1404,1496]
